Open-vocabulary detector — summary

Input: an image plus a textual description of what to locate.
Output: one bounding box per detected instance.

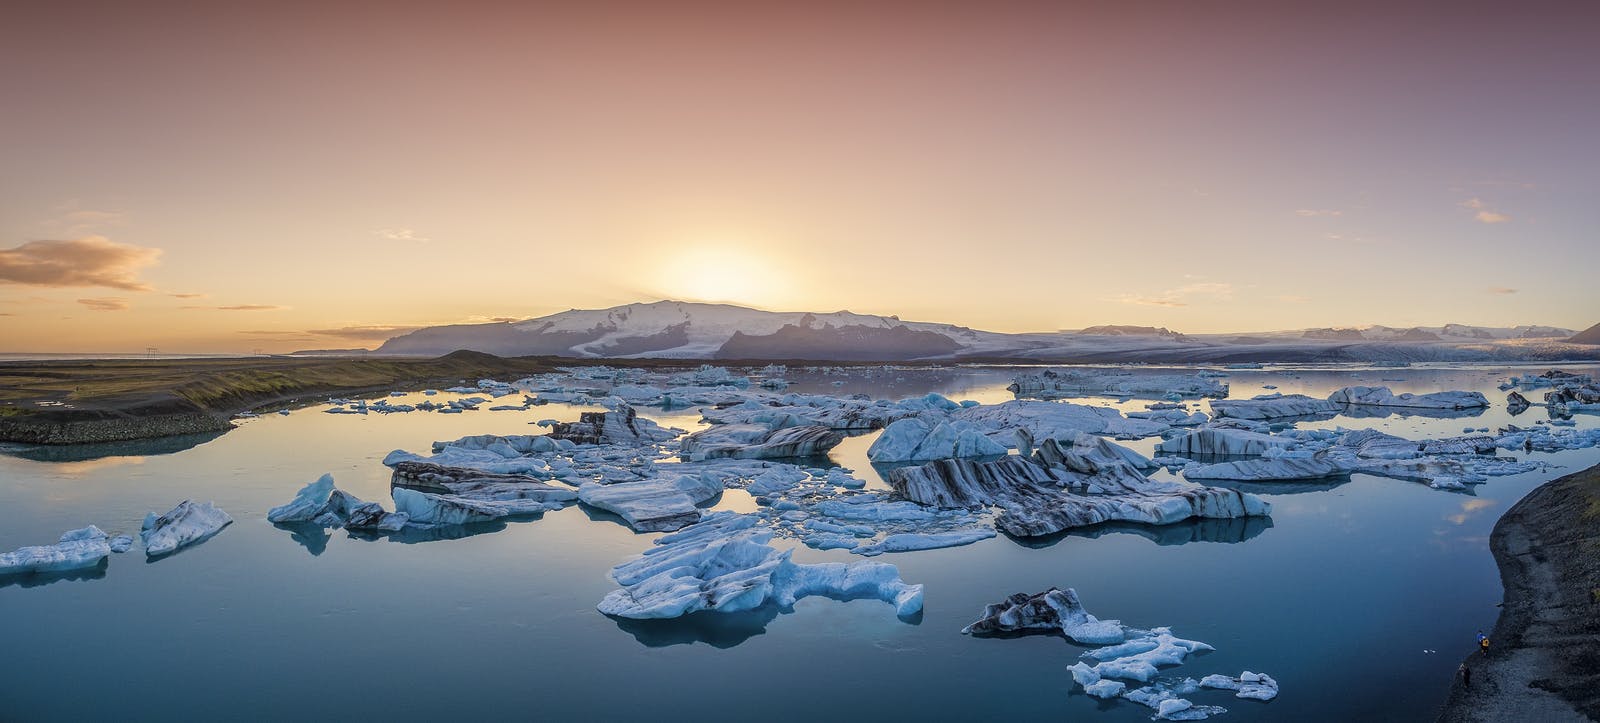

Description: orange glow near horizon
[1,1,1597,352]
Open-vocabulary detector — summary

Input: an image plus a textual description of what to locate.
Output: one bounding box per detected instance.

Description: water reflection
[273,522,331,556]
[0,558,109,589]
[1336,405,1486,420]
[1007,515,1273,548]
[610,596,923,648]
[0,430,227,463]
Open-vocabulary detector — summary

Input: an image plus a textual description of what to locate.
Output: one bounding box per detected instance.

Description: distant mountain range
[364,301,1599,363]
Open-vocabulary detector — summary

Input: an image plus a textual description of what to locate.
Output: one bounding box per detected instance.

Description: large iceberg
[1008,370,1228,399]
[0,526,113,575]
[1209,393,1338,420]
[866,416,1008,462]
[679,423,843,461]
[577,472,725,531]
[953,400,1170,445]
[1155,428,1294,456]
[547,404,680,445]
[596,511,923,619]
[1328,386,1488,409]
[141,500,233,557]
[887,437,1269,537]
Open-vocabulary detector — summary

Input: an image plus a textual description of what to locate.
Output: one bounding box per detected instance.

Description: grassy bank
[0,351,577,444]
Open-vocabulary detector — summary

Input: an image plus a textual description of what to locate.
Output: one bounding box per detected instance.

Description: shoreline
[1437,463,1600,723]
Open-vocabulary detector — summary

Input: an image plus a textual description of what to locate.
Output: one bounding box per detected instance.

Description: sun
[656,245,787,306]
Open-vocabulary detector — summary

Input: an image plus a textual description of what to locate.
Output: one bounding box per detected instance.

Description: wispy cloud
[1461,198,1511,224]
[0,236,162,290]
[39,203,129,236]
[1487,286,1518,294]
[169,292,206,299]
[183,304,289,311]
[77,297,129,311]
[375,227,429,243]
[1294,209,1342,217]
[1114,281,1234,308]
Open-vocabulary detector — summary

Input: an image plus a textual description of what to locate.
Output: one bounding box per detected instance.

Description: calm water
[2,363,1597,722]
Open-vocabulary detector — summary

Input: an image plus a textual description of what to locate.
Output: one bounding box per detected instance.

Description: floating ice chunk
[1328,386,1488,409]
[1155,428,1293,457]
[577,473,724,531]
[1084,679,1127,699]
[888,444,1269,538]
[803,533,861,550]
[867,417,1008,462]
[853,528,996,556]
[1199,671,1279,701]
[1210,393,1338,420]
[392,487,553,526]
[1184,454,1348,482]
[108,534,134,553]
[548,405,680,445]
[267,474,337,523]
[955,400,1170,443]
[681,423,843,461]
[597,511,923,619]
[962,587,1127,644]
[0,526,112,575]
[141,500,232,557]
[1088,628,1215,682]
[1008,370,1228,399]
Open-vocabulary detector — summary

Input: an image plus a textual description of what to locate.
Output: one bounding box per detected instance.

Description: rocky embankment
[1438,463,1600,722]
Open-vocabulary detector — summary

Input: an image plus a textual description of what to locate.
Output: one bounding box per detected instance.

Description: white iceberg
[577,472,725,531]
[1199,671,1280,701]
[141,500,233,557]
[0,526,113,575]
[1210,393,1338,420]
[1328,386,1488,409]
[866,416,1008,462]
[596,511,923,619]
[853,528,996,556]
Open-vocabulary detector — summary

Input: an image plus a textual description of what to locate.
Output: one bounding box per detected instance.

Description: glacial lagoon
[3,363,1598,721]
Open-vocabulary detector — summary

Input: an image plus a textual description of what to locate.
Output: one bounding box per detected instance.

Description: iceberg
[141,500,233,557]
[1155,428,1293,457]
[1184,453,1349,482]
[393,487,562,527]
[1210,393,1338,420]
[547,404,680,445]
[887,439,1269,537]
[577,472,725,531]
[1199,671,1280,701]
[953,400,1170,444]
[680,423,843,461]
[0,526,113,575]
[852,528,996,556]
[866,416,1008,462]
[596,511,923,619]
[1008,370,1228,399]
[1328,386,1488,409]
[961,587,1126,644]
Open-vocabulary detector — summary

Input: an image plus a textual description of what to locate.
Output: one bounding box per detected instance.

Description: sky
[2,0,1597,353]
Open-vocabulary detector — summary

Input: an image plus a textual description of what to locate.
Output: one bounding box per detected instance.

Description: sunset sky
[2,1,1597,353]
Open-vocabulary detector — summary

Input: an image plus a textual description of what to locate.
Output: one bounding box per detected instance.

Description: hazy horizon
[4,1,1598,352]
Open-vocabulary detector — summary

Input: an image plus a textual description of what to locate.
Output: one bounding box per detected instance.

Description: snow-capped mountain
[372,301,1595,362]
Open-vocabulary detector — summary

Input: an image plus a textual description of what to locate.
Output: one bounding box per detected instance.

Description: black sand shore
[1437,463,1600,723]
